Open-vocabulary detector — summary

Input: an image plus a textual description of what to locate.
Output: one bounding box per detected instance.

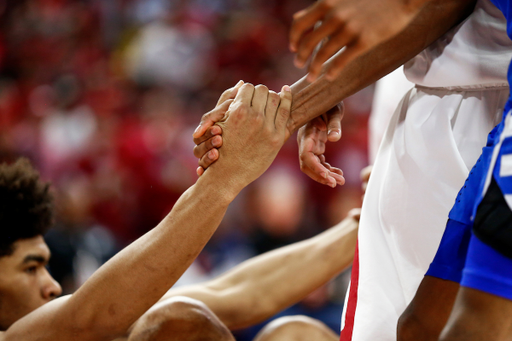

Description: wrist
[195,168,244,204]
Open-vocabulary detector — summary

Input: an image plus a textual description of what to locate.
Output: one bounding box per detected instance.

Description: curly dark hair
[0,158,54,256]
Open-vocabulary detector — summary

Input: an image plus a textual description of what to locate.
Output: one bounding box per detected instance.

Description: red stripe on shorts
[340,240,359,341]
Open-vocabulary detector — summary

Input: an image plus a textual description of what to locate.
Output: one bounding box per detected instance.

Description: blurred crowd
[0,0,371,338]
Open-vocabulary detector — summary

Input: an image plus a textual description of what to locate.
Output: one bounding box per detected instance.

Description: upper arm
[2,295,94,341]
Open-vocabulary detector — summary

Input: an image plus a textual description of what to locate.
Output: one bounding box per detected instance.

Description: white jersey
[340,0,512,339]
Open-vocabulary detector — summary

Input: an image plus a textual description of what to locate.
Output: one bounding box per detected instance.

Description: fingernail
[294,58,304,68]
[196,167,203,176]
[289,43,296,52]
[306,73,316,83]
[208,150,216,159]
[194,124,201,134]
[212,136,221,147]
[320,172,327,179]
[236,80,244,87]
[211,126,221,135]
[283,85,291,92]
[328,129,341,136]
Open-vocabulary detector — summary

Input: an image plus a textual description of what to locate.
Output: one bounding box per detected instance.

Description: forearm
[288,0,476,133]
[16,175,239,340]
[165,215,358,330]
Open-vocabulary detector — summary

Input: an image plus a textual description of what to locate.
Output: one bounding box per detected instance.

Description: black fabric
[473,177,512,259]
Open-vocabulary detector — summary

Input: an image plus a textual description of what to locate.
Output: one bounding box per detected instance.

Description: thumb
[193,99,233,139]
[216,80,244,106]
[327,103,343,142]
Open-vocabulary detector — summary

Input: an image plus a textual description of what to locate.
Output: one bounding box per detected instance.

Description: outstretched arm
[287,0,476,133]
[289,0,446,82]
[163,211,359,330]
[193,0,475,178]
[3,84,293,341]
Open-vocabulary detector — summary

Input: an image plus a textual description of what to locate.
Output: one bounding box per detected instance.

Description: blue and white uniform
[427,0,512,300]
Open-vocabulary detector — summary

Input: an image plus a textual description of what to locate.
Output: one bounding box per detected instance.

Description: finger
[290,4,325,53]
[196,167,204,177]
[193,99,232,139]
[216,80,244,106]
[319,160,338,187]
[325,42,367,81]
[300,154,333,186]
[198,148,219,170]
[265,91,280,118]
[307,30,356,82]
[294,17,339,68]
[328,169,345,185]
[251,84,269,114]
[233,83,255,105]
[348,208,361,222]
[319,158,345,185]
[193,135,223,159]
[193,125,223,146]
[275,85,292,131]
[326,104,343,142]
[299,139,334,187]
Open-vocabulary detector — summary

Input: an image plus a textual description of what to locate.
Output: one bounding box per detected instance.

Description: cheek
[0,274,43,311]
[0,277,41,329]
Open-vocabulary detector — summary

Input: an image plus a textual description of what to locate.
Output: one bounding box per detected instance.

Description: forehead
[1,236,49,264]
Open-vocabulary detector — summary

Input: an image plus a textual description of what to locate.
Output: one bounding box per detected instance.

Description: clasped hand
[192,82,292,189]
[193,82,344,188]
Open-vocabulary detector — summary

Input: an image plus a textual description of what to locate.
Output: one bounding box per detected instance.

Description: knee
[128,296,234,341]
[254,315,337,341]
[397,310,418,341]
[397,309,438,341]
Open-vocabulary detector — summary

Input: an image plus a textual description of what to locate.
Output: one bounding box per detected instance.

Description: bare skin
[162,211,358,330]
[193,0,476,183]
[0,84,292,341]
[440,287,512,341]
[254,315,338,341]
[289,0,438,82]
[397,276,460,341]
[127,297,236,341]
[0,165,358,341]
[0,237,62,331]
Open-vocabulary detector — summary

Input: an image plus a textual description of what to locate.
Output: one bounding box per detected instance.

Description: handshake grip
[192,82,293,189]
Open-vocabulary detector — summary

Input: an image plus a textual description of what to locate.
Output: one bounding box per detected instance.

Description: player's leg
[128,296,235,341]
[397,276,459,341]
[440,174,512,341]
[439,286,512,341]
[399,131,499,341]
[253,315,338,341]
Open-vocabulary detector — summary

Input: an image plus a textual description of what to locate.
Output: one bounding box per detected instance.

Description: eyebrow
[22,254,48,265]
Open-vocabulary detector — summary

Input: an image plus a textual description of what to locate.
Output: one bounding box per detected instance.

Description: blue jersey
[491,0,512,113]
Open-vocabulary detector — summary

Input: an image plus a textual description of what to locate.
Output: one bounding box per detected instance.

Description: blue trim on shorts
[461,235,512,301]
[426,220,472,283]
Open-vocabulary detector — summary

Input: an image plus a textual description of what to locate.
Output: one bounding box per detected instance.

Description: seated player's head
[0,158,61,330]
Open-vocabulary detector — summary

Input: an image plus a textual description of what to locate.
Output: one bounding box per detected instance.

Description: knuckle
[242,83,254,91]
[255,84,268,92]
[320,0,334,10]
[344,22,359,38]
[193,146,200,158]
[279,107,290,117]
[333,10,347,23]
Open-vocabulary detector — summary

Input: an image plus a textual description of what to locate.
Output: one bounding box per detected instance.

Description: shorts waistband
[415,83,509,92]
